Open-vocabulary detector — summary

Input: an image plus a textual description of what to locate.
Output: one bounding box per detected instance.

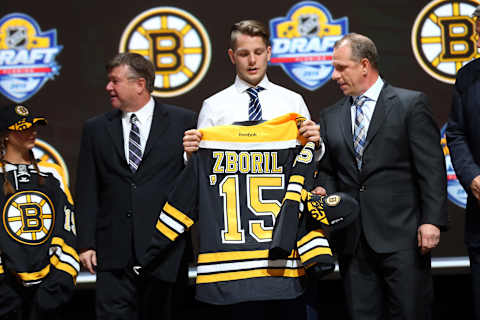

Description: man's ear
[136,77,147,94]
[228,48,236,65]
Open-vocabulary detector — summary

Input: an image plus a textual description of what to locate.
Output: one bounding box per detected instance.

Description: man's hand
[79,249,97,274]
[311,186,327,196]
[471,175,480,201]
[183,129,202,159]
[417,224,440,255]
[299,120,321,145]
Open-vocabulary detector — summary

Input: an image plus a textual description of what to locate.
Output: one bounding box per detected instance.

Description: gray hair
[106,52,155,93]
[334,33,379,71]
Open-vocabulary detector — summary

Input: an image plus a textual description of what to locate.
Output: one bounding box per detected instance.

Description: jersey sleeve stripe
[297,237,330,255]
[17,264,50,281]
[287,183,303,194]
[155,219,180,241]
[159,212,187,234]
[298,247,333,265]
[51,237,79,261]
[284,191,301,202]
[163,202,194,227]
[297,229,326,247]
[288,175,305,185]
[196,267,305,284]
[50,255,78,281]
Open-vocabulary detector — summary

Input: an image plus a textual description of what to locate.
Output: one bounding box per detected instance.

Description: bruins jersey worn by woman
[142,113,333,305]
[0,163,79,318]
[0,104,79,320]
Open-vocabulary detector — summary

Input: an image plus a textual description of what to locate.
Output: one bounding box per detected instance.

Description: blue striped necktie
[246,86,265,121]
[128,114,142,172]
[353,96,369,170]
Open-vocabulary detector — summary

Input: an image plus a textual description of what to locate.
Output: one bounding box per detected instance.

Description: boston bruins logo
[411,0,480,84]
[14,105,29,116]
[119,7,211,97]
[3,191,55,245]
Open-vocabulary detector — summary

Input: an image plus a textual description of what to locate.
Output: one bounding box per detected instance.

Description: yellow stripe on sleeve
[17,264,50,281]
[156,219,179,241]
[297,229,326,247]
[163,202,194,228]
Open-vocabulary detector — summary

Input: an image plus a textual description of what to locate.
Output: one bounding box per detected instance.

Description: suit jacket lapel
[340,97,356,159]
[106,110,127,164]
[363,83,395,152]
[142,100,169,162]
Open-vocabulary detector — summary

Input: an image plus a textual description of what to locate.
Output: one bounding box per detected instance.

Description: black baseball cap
[0,104,47,132]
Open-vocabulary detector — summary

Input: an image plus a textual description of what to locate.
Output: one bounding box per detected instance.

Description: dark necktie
[353,96,369,169]
[128,114,142,172]
[246,86,265,121]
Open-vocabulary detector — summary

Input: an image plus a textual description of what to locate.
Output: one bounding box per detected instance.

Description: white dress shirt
[350,77,384,134]
[197,75,311,129]
[122,97,155,160]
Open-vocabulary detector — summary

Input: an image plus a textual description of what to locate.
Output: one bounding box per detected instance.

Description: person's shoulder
[382,83,425,101]
[455,58,480,90]
[322,96,349,112]
[268,81,303,98]
[203,84,237,104]
[155,99,195,117]
[84,109,118,127]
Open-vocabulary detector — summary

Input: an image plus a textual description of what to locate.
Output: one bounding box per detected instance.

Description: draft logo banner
[0,13,62,103]
[120,7,211,97]
[412,0,480,84]
[269,1,348,90]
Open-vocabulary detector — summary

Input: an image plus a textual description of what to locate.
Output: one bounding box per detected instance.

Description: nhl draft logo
[269,1,348,90]
[412,0,480,84]
[0,13,62,102]
[3,190,55,245]
[440,124,467,208]
[119,7,211,97]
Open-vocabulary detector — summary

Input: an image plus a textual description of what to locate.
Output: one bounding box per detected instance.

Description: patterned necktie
[353,96,369,170]
[128,114,142,172]
[246,86,265,121]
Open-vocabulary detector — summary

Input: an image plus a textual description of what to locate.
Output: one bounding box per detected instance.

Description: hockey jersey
[0,163,79,313]
[143,113,332,305]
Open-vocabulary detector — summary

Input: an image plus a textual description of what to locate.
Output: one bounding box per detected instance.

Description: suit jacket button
[126,211,133,217]
[131,183,136,189]
[360,185,366,192]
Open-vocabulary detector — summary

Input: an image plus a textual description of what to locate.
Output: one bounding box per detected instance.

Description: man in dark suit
[446,6,480,319]
[75,52,196,319]
[313,33,447,319]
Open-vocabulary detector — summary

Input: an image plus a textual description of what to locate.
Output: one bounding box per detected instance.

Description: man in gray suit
[313,33,447,320]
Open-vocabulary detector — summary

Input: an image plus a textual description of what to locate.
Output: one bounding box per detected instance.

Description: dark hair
[230,20,270,49]
[0,133,44,195]
[334,33,379,71]
[106,52,155,92]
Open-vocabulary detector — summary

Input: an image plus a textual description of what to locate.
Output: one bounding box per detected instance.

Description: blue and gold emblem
[269,1,348,90]
[0,13,62,102]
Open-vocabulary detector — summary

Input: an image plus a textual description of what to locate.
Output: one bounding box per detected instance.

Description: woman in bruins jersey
[0,104,79,320]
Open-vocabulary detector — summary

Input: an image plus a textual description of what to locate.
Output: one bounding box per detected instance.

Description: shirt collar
[234,75,271,93]
[352,76,384,103]
[123,97,154,125]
